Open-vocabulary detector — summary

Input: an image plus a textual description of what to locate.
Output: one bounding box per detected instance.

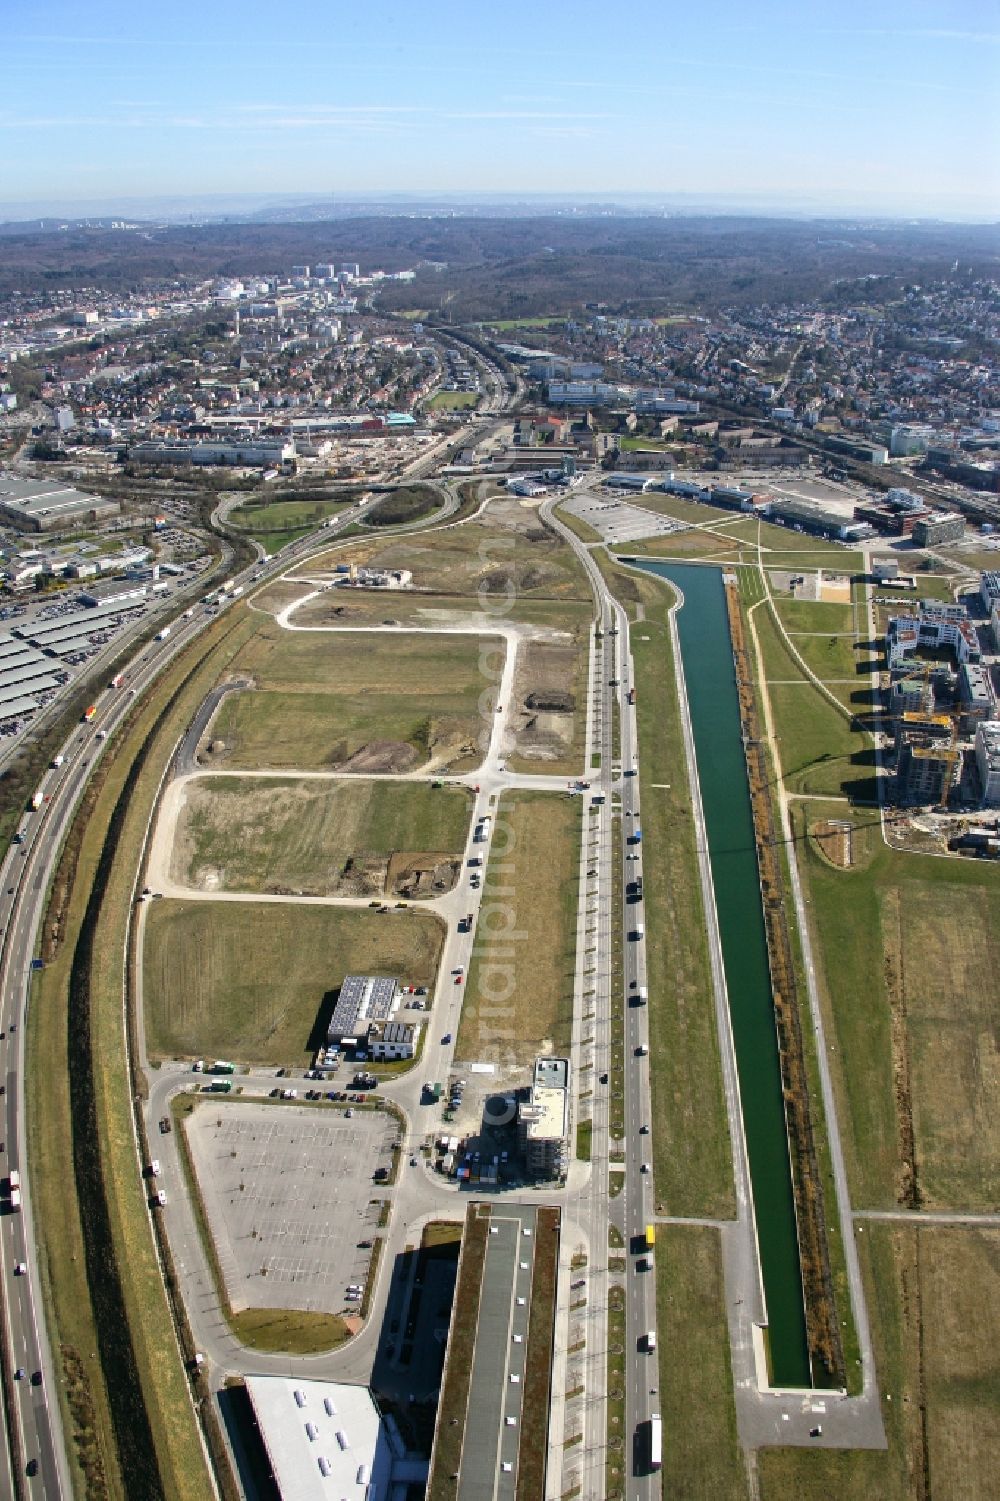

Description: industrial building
[428,1201,561,1501]
[0,475,119,533]
[325,975,399,1047]
[518,1056,570,1181]
[243,1376,397,1501]
[974,721,1000,807]
[765,495,872,542]
[128,437,295,468]
[911,511,965,548]
[823,434,889,466]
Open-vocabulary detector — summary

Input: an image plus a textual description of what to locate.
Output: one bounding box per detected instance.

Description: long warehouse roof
[0,695,39,721]
[0,660,62,690]
[0,675,57,704]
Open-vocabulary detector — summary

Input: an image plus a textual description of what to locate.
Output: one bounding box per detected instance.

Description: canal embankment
[725,575,845,1390]
[634,560,811,1388]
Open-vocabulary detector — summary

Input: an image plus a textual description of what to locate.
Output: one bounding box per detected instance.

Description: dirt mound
[338,740,418,774]
[525,689,574,713]
[389,853,460,898]
[811,819,853,868]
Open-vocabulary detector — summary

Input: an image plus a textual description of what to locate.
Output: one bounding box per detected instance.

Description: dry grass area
[508,630,588,775]
[171,776,471,897]
[144,899,443,1065]
[297,507,593,601]
[885,885,1000,1210]
[458,792,581,1068]
[204,617,494,773]
[759,1223,1000,1501]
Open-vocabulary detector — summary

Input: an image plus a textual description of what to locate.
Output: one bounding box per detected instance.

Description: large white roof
[245,1376,392,1499]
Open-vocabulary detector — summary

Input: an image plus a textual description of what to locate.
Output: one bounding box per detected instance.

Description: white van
[646,1330,657,1352]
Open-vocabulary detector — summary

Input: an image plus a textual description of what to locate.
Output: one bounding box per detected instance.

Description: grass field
[458,792,581,1067]
[793,799,1000,1211]
[230,498,348,533]
[599,556,734,1215]
[427,390,480,410]
[228,1308,352,1353]
[771,599,856,633]
[209,620,494,772]
[655,1227,747,1500]
[759,1222,1000,1501]
[172,777,472,895]
[298,509,594,601]
[144,900,444,1065]
[751,603,870,799]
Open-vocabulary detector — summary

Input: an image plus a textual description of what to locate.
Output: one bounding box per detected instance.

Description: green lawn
[427,390,480,410]
[459,792,581,1068]
[174,777,472,895]
[230,498,348,532]
[655,1227,747,1500]
[144,900,444,1065]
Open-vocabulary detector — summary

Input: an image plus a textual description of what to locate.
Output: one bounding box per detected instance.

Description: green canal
[637,560,811,1388]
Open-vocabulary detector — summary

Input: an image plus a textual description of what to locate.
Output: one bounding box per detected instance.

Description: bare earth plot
[170,776,472,898]
[144,899,443,1064]
[201,618,496,773]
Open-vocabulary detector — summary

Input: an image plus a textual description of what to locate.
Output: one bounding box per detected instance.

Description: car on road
[441,1033,452,1044]
[30,1370,41,1386]
[25,1459,38,1477]
[13,1262,26,1276]
[345,1108,354,1118]
[599,1071,608,1084]
[639,1123,649,1134]
[158,1117,171,1134]
[640,1162,651,1173]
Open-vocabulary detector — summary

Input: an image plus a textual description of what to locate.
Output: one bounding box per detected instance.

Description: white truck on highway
[155,626,171,642]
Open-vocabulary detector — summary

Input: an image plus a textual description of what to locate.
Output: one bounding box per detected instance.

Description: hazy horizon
[5,0,999,221]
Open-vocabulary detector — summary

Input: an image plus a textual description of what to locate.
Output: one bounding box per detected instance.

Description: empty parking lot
[184,1102,398,1313]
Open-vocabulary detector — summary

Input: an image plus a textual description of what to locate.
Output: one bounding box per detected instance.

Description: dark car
[26,1459,38,1477]
[30,1371,42,1387]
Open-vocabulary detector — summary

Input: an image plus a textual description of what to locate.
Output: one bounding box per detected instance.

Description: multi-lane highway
[0,492,382,1497]
[0,371,518,1496]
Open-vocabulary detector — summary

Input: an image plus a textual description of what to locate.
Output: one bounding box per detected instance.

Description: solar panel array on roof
[326,974,399,1043]
[0,695,39,721]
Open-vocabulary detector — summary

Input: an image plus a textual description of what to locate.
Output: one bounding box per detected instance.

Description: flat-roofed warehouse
[325,974,399,1045]
[243,1376,398,1500]
[0,475,119,533]
[428,1202,561,1501]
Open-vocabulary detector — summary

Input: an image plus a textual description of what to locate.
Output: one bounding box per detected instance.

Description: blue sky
[4,0,999,217]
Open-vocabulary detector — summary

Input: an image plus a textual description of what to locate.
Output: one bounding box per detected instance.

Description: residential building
[974,721,1000,806]
[895,714,960,805]
[912,512,965,547]
[959,662,997,730]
